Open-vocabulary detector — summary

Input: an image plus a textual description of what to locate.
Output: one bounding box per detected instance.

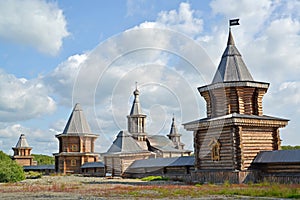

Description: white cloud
[138,2,203,38]
[0,69,56,122]
[0,0,69,55]
[0,123,58,155]
[45,54,87,105]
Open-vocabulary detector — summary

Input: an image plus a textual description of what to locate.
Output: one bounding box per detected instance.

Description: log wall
[200,87,267,118]
[195,126,235,170]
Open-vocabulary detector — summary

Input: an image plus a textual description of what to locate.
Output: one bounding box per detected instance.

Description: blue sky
[0,0,299,155]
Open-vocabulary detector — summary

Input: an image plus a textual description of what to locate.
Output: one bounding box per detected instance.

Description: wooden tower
[54,103,99,174]
[12,134,34,166]
[184,29,288,182]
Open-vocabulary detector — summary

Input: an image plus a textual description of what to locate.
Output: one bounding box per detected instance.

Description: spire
[168,115,180,136]
[130,83,143,115]
[167,115,184,150]
[62,103,92,135]
[15,134,31,148]
[227,28,235,46]
[212,29,254,83]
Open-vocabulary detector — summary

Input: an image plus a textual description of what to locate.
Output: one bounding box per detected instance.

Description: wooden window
[209,138,221,161]
[71,159,76,166]
[212,144,220,161]
[71,144,77,152]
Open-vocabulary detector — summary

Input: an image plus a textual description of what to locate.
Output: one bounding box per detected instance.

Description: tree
[281,145,300,150]
[0,151,25,182]
[32,154,54,165]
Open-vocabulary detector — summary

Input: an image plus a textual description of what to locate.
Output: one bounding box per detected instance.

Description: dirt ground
[0,176,289,199]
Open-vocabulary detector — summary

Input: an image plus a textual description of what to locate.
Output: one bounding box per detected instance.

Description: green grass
[141,176,169,181]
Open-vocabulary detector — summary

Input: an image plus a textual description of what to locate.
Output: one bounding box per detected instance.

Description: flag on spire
[229,19,240,26]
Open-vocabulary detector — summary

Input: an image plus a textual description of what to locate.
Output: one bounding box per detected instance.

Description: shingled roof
[62,103,92,135]
[128,156,195,169]
[15,134,31,148]
[212,29,254,83]
[253,150,300,163]
[106,131,148,154]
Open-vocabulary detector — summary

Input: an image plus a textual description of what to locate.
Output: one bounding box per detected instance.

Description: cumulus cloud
[45,54,88,105]
[0,123,58,155]
[138,2,203,38]
[0,69,56,122]
[0,0,69,55]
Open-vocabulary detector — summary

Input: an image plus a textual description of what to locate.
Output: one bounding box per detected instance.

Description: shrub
[0,151,25,182]
[26,171,42,179]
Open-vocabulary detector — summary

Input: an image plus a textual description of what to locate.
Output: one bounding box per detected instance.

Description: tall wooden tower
[184,29,288,183]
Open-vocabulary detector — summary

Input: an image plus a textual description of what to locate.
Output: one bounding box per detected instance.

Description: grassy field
[0,176,299,199]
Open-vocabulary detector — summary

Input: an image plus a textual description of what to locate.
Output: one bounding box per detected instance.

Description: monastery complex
[9,28,300,184]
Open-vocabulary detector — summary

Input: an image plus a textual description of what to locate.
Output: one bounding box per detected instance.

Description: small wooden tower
[127,85,147,141]
[12,134,34,166]
[167,116,185,150]
[54,103,99,174]
[184,28,288,183]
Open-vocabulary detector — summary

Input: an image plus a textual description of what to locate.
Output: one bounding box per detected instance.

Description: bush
[0,151,25,182]
[26,171,42,179]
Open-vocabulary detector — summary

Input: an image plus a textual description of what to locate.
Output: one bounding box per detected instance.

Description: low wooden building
[251,150,300,183]
[103,130,154,177]
[12,134,35,166]
[124,156,194,179]
[81,161,105,177]
[53,103,99,174]
[23,165,55,175]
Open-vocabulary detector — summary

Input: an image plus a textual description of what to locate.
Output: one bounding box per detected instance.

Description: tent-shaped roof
[167,116,181,137]
[106,131,147,153]
[212,29,254,83]
[62,103,92,135]
[15,134,31,148]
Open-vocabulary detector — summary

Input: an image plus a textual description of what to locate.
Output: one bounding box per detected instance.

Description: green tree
[0,151,25,182]
[281,145,300,150]
[32,154,54,165]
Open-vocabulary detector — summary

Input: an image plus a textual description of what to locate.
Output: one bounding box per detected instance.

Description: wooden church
[184,28,289,183]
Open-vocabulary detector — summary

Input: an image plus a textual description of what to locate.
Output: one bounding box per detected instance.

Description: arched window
[71,159,77,166]
[209,138,221,161]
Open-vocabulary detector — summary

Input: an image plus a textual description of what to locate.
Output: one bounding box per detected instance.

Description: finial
[172,113,175,122]
[133,82,139,96]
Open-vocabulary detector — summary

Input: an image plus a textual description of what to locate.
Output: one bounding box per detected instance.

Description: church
[10,22,300,183]
[103,86,191,176]
[52,86,191,176]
